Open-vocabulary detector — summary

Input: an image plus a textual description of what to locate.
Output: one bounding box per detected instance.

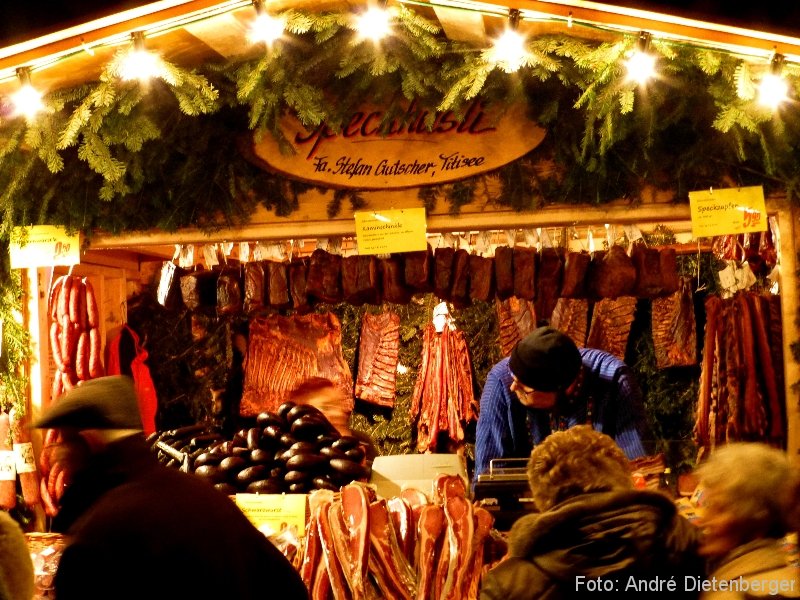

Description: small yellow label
[10,225,80,269]
[354,208,427,255]
[233,493,308,537]
[688,185,768,238]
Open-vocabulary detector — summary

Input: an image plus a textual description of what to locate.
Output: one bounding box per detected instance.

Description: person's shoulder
[488,357,511,378]
[580,347,629,370]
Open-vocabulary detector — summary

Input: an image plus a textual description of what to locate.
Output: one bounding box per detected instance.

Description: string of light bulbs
[5,0,797,120]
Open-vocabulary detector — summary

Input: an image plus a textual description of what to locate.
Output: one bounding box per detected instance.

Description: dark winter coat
[480,489,705,599]
[52,434,308,600]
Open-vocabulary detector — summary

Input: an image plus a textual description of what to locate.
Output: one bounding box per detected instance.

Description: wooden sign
[251,99,546,189]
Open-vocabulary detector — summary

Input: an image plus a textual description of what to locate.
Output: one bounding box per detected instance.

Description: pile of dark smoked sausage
[149,401,370,495]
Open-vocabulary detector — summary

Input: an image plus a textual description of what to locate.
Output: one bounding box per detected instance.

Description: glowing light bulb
[250,13,285,45]
[625,32,656,85]
[120,32,161,82]
[11,68,43,120]
[625,50,656,85]
[356,6,392,42]
[491,28,527,73]
[759,54,789,110]
[11,83,44,120]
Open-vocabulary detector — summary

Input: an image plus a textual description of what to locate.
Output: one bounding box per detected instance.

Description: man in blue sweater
[475,326,649,479]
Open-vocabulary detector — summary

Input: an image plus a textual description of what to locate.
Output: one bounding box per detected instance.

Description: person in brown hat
[474,326,649,479]
[32,375,308,600]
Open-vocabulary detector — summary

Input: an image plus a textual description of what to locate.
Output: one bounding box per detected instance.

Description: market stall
[1,0,800,597]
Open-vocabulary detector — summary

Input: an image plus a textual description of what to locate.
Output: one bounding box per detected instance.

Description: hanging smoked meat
[659,248,680,296]
[307,249,343,304]
[549,297,589,348]
[433,247,455,300]
[535,247,564,322]
[651,277,697,369]
[382,256,411,304]
[266,261,290,308]
[410,321,477,453]
[493,246,514,300]
[405,244,433,292]
[467,254,494,302]
[216,267,243,316]
[342,255,380,306]
[289,258,310,313]
[512,247,536,301]
[630,243,663,298]
[561,251,590,298]
[239,312,353,416]
[180,269,219,312]
[449,249,471,308]
[355,311,400,407]
[243,262,266,314]
[495,296,537,357]
[586,296,637,360]
[586,246,636,299]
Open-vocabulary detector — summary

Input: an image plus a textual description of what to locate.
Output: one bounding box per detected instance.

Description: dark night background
[1,1,800,48]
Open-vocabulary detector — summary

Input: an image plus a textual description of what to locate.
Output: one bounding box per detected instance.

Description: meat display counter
[472,458,538,531]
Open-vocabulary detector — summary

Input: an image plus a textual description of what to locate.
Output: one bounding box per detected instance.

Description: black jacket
[480,490,705,599]
[52,434,308,600]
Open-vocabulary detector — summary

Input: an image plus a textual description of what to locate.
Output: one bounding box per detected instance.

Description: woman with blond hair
[480,425,704,599]
[694,442,800,599]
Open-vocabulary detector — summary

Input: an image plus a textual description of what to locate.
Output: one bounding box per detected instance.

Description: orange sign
[251,100,546,189]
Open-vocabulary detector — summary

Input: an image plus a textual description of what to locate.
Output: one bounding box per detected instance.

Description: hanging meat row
[161,241,684,320]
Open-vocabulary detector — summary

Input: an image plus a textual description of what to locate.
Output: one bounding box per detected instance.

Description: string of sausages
[38,273,106,516]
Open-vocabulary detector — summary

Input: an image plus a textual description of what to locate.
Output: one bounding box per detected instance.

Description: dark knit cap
[509,327,581,392]
[31,375,143,430]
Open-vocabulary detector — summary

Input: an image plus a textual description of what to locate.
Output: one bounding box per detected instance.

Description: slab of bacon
[651,277,697,369]
[355,311,400,408]
[410,322,477,453]
[495,296,537,357]
[239,312,353,416]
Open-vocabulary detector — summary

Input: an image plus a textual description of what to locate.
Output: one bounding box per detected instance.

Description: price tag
[0,451,16,481]
[13,443,35,474]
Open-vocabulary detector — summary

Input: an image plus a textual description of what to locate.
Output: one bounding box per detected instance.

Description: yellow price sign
[354,208,427,255]
[688,186,767,238]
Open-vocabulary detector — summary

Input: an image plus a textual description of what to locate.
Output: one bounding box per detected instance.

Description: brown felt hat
[509,326,581,392]
[31,375,143,430]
